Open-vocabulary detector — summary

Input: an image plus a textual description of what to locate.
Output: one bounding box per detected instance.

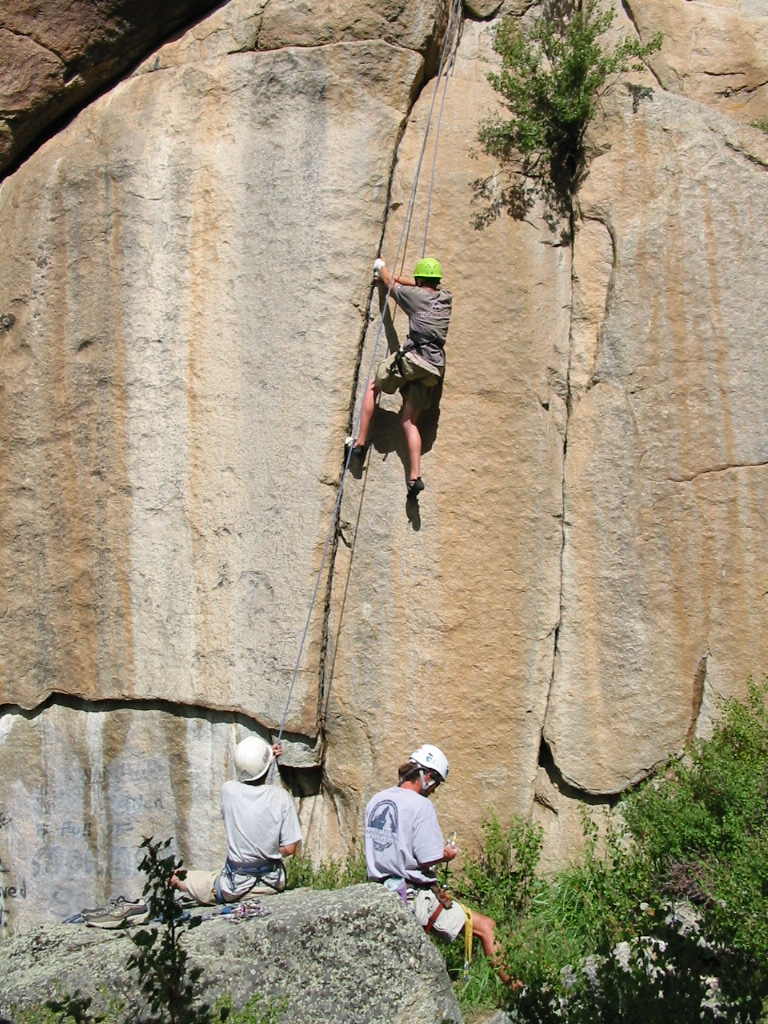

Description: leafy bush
[621,679,768,971]
[127,838,209,1024]
[453,680,768,1022]
[454,813,543,926]
[476,0,661,228]
[212,995,287,1024]
[12,993,124,1024]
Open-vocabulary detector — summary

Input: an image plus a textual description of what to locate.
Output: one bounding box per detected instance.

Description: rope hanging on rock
[270,0,464,763]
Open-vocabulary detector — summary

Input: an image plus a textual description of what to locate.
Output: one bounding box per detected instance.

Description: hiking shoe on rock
[83,896,148,929]
[407,477,425,500]
[80,895,120,917]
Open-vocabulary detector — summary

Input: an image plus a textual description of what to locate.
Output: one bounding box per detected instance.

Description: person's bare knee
[470,911,497,959]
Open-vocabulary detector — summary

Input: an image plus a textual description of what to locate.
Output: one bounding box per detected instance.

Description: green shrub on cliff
[453,679,768,1022]
[475,0,661,230]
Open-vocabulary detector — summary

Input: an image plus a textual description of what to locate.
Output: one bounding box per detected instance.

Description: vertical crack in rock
[619,0,663,90]
[686,654,709,744]
[544,213,577,758]
[543,208,617,793]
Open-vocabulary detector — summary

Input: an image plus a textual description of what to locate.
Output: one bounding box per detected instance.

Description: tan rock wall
[322,17,571,852]
[547,94,768,793]
[629,0,768,121]
[0,23,423,727]
[2,0,768,930]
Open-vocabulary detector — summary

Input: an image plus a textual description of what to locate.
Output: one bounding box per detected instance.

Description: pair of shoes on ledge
[82,895,149,929]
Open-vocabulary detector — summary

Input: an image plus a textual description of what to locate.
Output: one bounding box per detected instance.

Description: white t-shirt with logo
[364,785,445,885]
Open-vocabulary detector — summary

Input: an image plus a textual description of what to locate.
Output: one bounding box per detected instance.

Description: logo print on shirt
[366,799,398,852]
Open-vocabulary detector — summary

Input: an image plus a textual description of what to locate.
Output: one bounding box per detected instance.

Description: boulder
[0,884,463,1024]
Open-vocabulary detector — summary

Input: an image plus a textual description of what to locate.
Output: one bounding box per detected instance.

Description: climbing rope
[270,0,464,763]
[462,903,474,979]
[422,0,462,257]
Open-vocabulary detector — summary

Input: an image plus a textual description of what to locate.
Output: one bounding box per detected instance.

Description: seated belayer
[172,736,301,905]
[364,744,516,986]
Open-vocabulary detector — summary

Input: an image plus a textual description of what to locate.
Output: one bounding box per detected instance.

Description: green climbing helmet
[413,257,443,280]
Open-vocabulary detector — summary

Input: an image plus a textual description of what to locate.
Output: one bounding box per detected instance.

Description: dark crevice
[538,736,620,807]
[545,205,575,731]
[618,0,664,91]
[686,653,708,745]
[670,459,768,483]
[278,764,323,799]
[619,0,642,40]
[722,137,768,173]
[0,692,319,772]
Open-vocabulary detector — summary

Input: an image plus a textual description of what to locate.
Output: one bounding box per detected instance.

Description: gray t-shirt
[364,785,445,886]
[393,283,452,374]
[219,780,302,897]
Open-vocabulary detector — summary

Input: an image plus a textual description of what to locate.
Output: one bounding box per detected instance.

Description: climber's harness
[388,347,407,378]
[423,880,454,933]
[214,858,283,904]
[379,876,454,932]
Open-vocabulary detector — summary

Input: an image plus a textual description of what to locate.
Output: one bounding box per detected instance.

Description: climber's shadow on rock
[365,381,442,532]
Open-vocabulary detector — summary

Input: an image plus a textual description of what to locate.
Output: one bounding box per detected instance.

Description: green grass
[285,846,367,890]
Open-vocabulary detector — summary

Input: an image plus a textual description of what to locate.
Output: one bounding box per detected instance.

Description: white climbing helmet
[409,744,450,783]
[234,735,274,782]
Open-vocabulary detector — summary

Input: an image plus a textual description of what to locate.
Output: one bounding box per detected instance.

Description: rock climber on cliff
[346,256,452,500]
[172,735,301,905]
[364,744,518,986]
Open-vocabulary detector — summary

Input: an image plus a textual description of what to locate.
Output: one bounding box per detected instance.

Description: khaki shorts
[411,888,467,943]
[375,351,442,411]
[183,868,285,907]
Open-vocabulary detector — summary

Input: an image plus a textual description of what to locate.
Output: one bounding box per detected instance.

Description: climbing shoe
[407,477,425,500]
[344,436,366,458]
[83,896,149,929]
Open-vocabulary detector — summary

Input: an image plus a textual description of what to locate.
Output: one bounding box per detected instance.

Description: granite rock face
[547,94,768,795]
[628,0,768,123]
[1,0,768,930]
[0,0,230,177]
[0,885,463,1024]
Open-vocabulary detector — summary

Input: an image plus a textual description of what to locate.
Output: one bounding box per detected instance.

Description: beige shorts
[375,351,442,411]
[411,888,467,943]
[182,868,284,907]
